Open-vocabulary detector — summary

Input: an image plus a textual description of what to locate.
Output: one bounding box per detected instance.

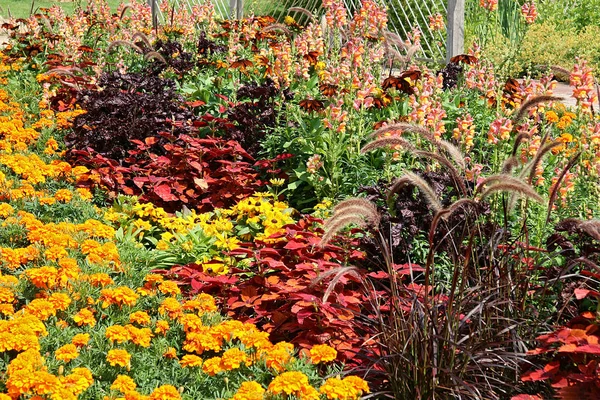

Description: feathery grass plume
[475,174,535,195]
[368,123,465,169]
[387,172,443,212]
[525,140,563,184]
[120,4,133,20]
[512,95,563,124]
[413,150,468,195]
[132,32,153,49]
[262,24,292,37]
[501,156,519,174]
[44,68,77,78]
[546,152,581,223]
[361,136,415,154]
[428,199,478,243]
[480,182,543,203]
[511,132,531,157]
[319,215,368,247]
[288,7,317,22]
[578,220,600,241]
[40,15,52,31]
[384,46,404,65]
[107,40,143,54]
[401,45,421,66]
[311,265,362,302]
[382,30,408,51]
[332,198,379,223]
[144,51,167,64]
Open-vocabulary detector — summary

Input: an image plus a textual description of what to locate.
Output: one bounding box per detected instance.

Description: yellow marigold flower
[300,385,320,400]
[343,376,370,394]
[309,344,337,364]
[202,357,223,376]
[158,280,180,296]
[72,333,90,347]
[155,320,170,335]
[265,341,294,371]
[44,245,68,261]
[180,354,203,367]
[145,274,164,285]
[130,311,151,325]
[54,189,73,203]
[319,376,370,399]
[221,348,248,370]
[76,188,93,201]
[163,347,178,359]
[111,375,137,393]
[149,384,181,400]
[106,349,131,368]
[268,371,310,396]
[0,304,14,316]
[106,325,132,344]
[73,308,96,327]
[55,343,79,363]
[0,203,14,218]
[231,381,265,400]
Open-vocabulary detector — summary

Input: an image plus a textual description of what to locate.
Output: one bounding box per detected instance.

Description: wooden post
[230,0,243,19]
[148,0,158,28]
[446,0,464,63]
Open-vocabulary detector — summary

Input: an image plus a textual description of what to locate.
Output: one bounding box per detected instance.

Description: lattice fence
[155,0,449,60]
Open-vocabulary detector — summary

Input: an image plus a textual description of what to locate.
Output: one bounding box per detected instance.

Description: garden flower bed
[0,0,599,399]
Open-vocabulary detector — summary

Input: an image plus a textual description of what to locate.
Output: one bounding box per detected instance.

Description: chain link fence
[154,0,451,61]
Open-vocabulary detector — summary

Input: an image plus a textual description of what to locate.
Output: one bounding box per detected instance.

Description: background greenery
[1,0,122,19]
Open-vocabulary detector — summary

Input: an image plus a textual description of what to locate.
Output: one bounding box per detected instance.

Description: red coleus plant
[71,133,263,212]
[161,217,375,362]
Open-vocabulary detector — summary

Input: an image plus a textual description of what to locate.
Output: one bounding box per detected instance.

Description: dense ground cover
[0,0,599,399]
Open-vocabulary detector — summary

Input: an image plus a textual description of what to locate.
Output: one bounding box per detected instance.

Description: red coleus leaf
[521,361,560,382]
[575,288,600,300]
[154,184,178,202]
[510,395,543,400]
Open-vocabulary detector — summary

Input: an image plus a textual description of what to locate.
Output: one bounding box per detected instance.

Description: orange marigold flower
[221,348,248,370]
[309,344,337,364]
[231,381,265,400]
[126,325,153,348]
[55,343,79,362]
[265,341,294,371]
[54,189,73,203]
[129,311,151,325]
[26,266,59,289]
[106,349,131,368]
[268,371,310,396]
[72,333,90,347]
[88,273,114,287]
[49,292,72,311]
[24,298,56,321]
[158,297,182,319]
[155,320,170,335]
[0,203,14,218]
[106,325,131,344]
[149,384,181,400]
[73,308,96,327]
[100,286,139,308]
[158,280,181,296]
[180,354,203,367]
[61,367,94,395]
[202,357,223,376]
[111,375,137,393]
[163,347,178,359]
